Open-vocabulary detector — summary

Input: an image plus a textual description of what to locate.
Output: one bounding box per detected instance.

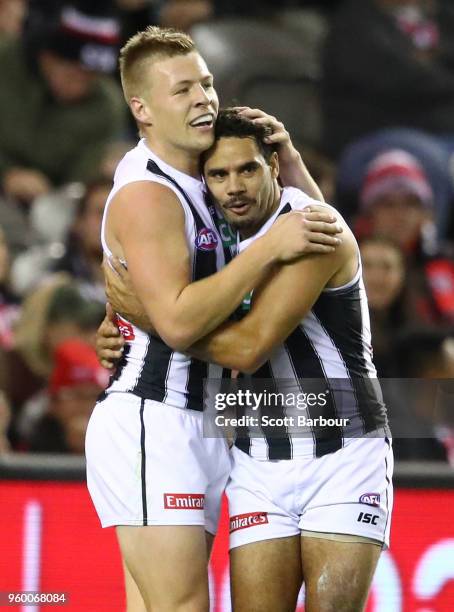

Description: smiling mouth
[189,113,214,129]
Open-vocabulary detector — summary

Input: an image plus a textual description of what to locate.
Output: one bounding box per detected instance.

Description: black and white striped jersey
[234,187,389,459]
[100,139,234,411]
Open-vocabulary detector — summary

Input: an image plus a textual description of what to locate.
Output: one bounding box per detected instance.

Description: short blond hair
[119,26,196,101]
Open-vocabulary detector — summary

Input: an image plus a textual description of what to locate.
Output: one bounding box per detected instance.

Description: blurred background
[0,1,453,610]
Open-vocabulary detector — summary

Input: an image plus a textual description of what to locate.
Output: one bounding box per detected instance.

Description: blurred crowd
[0,0,453,464]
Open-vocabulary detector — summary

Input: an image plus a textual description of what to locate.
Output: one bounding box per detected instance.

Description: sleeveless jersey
[100,139,234,411]
[234,187,389,459]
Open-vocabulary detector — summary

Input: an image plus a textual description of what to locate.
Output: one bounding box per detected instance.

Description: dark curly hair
[201,108,277,167]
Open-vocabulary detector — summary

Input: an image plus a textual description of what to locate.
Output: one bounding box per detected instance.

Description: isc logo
[195,228,219,251]
[357,512,379,525]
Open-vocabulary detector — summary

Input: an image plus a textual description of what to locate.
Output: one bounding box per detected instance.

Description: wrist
[279,146,301,166]
[256,231,279,267]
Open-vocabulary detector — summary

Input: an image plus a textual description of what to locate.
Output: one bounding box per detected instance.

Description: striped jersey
[100,139,235,411]
[234,187,389,459]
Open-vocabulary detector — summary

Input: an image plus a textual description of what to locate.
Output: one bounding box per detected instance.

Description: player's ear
[269,151,279,179]
[129,96,153,127]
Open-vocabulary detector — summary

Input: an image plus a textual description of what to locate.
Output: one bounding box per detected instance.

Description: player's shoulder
[283,186,345,217]
[113,140,149,183]
[281,186,330,212]
[109,177,184,235]
[111,144,179,202]
[282,187,357,253]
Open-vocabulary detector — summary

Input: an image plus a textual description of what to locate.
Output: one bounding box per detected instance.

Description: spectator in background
[358,149,435,253]
[0,4,125,253]
[391,328,454,463]
[45,180,109,303]
[26,339,108,454]
[335,127,454,239]
[322,0,454,158]
[360,236,407,376]
[3,275,104,429]
[356,149,454,326]
[9,144,132,297]
[10,180,109,300]
[49,180,109,303]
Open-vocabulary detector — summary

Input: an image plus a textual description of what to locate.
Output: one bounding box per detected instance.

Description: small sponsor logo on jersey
[195,228,219,251]
[357,512,379,525]
[218,219,237,247]
[163,493,205,510]
[116,316,135,341]
[229,512,268,533]
[359,493,380,507]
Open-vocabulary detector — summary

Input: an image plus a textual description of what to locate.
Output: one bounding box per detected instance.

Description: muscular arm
[109,181,309,351]
[187,229,357,373]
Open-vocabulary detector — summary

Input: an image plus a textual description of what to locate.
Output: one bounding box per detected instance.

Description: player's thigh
[206,531,214,558]
[301,536,381,612]
[230,536,303,612]
[119,529,214,612]
[122,559,147,612]
[117,525,210,612]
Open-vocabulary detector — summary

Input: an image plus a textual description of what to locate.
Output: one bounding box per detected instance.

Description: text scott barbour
[215,415,350,428]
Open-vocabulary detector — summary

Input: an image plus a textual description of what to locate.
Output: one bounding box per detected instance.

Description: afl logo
[195,228,219,251]
[359,493,380,507]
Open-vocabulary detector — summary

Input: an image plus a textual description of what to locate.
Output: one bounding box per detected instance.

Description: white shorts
[227,437,393,550]
[85,392,231,534]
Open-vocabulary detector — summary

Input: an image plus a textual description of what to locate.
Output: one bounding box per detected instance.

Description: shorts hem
[301,524,387,549]
[301,528,384,547]
[100,518,209,529]
[229,529,300,551]
[229,527,387,551]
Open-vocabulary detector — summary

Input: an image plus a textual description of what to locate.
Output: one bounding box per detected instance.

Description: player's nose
[193,83,212,106]
[226,175,246,195]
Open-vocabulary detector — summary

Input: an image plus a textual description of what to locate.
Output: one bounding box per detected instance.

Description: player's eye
[241,164,257,175]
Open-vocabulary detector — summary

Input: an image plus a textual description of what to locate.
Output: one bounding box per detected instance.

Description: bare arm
[98,205,343,365]
[109,181,330,351]
[187,229,357,373]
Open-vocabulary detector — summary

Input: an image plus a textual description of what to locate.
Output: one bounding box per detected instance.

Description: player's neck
[144,137,201,179]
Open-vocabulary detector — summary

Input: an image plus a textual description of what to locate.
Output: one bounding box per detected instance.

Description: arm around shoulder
[110,182,310,351]
[188,226,357,372]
